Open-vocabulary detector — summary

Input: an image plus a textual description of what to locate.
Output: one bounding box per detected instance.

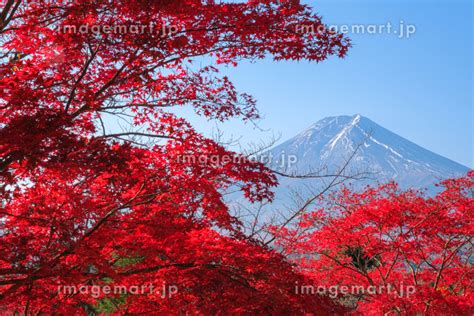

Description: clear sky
[177,0,473,167]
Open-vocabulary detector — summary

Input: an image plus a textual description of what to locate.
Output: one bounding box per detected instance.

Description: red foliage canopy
[0,0,349,314]
[274,172,474,315]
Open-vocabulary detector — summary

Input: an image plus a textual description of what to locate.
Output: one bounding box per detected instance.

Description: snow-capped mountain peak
[268,114,469,191]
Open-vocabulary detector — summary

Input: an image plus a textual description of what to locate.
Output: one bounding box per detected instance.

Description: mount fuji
[264,114,469,196]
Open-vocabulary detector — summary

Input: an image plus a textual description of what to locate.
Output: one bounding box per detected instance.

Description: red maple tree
[0,0,350,314]
[273,172,474,315]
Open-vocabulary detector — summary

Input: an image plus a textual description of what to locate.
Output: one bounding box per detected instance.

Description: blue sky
[178,0,473,167]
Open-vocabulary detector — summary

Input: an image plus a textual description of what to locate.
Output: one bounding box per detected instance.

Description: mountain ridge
[266,114,469,193]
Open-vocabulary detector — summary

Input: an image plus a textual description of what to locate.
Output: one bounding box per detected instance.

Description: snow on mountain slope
[265,114,469,192]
